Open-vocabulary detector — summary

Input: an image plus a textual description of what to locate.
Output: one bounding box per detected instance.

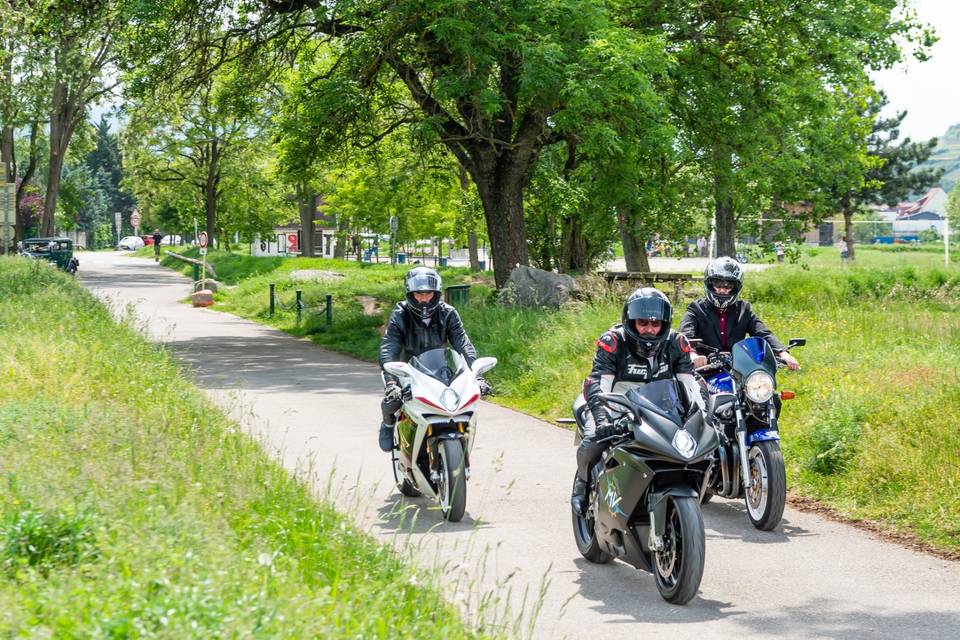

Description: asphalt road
[80,252,960,640]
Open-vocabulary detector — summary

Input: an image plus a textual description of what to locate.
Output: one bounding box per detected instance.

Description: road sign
[198,231,209,249]
[389,216,398,232]
[130,210,141,228]
[199,247,207,256]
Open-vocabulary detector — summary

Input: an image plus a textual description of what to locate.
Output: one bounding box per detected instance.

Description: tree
[34,1,126,236]
[630,0,934,257]
[152,1,670,287]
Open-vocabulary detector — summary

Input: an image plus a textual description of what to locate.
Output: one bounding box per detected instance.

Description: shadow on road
[375,494,493,535]
[567,557,738,623]
[729,596,960,639]
[703,498,814,543]
[162,334,382,395]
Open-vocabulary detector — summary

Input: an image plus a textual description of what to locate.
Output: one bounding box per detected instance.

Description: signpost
[198,230,208,286]
[1,183,14,255]
[130,210,141,234]
[115,211,122,246]
[389,215,398,268]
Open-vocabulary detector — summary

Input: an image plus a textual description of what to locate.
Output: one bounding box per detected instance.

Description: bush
[804,401,866,475]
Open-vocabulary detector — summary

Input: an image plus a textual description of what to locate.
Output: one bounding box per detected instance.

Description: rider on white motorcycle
[378,267,491,451]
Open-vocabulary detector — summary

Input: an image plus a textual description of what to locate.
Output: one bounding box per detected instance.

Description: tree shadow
[565,557,738,623]
[702,497,815,544]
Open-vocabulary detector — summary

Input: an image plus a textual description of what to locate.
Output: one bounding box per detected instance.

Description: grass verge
[0,257,490,638]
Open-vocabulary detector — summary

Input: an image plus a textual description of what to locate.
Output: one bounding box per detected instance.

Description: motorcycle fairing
[731,337,777,382]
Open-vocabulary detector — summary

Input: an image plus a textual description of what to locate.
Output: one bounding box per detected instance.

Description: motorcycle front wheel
[571,473,612,564]
[654,495,705,605]
[437,438,467,522]
[745,440,786,531]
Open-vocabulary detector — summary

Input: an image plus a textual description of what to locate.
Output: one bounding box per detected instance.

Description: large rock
[500,265,577,308]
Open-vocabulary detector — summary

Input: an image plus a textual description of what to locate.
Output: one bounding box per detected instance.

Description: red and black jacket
[583,324,694,425]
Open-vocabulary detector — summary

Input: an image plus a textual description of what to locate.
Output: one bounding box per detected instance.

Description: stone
[191,290,214,307]
[194,279,219,293]
[499,265,577,308]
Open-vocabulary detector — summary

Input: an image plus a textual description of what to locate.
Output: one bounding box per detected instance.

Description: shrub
[804,401,866,475]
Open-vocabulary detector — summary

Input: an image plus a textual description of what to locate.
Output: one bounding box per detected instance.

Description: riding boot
[571,476,588,514]
[378,422,394,452]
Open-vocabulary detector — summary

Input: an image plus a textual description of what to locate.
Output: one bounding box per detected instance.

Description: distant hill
[922,123,960,192]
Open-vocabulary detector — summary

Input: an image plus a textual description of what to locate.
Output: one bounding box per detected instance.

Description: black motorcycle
[695,337,805,530]
[570,378,720,604]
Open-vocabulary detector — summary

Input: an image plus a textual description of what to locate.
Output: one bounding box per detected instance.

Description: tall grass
[0,258,490,637]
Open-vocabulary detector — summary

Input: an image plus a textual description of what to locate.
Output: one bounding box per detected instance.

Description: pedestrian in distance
[152,229,163,262]
[838,238,850,264]
[775,241,785,264]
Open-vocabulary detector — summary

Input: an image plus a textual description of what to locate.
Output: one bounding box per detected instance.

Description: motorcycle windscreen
[732,337,777,378]
[623,378,684,427]
[409,348,466,385]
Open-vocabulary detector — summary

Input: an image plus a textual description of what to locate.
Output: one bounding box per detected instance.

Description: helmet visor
[406,272,441,293]
[626,296,670,322]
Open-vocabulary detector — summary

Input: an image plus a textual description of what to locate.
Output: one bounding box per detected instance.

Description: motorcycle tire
[745,440,786,531]
[654,495,705,605]
[438,438,467,522]
[391,430,421,498]
[570,473,612,564]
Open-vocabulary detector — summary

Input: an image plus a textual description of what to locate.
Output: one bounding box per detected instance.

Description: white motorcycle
[382,348,497,522]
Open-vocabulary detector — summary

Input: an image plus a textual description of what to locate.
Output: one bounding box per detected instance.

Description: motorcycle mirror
[788,338,806,349]
[382,361,413,378]
[600,392,632,414]
[472,356,498,376]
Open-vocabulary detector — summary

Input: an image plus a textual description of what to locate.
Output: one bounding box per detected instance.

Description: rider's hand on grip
[384,383,402,402]
[478,377,494,397]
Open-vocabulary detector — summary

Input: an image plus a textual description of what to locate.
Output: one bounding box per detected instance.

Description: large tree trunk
[559,214,588,273]
[618,208,651,272]
[204,138,220,247]
[15,123,40,243]
[297,182,317,257]
[44,76,83,237]
[458,165,481,271]
[470,153,531,288]
[713,149,737,258]
[841,195,856,261]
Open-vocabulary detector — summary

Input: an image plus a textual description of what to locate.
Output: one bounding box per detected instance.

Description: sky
[872,0,960,141]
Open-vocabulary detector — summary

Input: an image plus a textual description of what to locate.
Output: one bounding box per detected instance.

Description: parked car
[118,236,145,251]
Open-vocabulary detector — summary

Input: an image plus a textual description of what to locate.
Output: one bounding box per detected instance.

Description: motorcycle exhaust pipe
[735,408,753,490]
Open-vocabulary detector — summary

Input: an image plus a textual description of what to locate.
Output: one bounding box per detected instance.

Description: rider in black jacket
[679,257,799,370]
[571,288,704,513]
[377,267,489,451]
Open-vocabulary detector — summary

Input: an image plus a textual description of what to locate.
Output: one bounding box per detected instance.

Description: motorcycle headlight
[440,388,460,412]
[744,371,775,404]
[672,429,696,459]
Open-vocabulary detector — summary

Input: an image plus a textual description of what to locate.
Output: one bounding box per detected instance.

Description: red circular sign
[198,231,208,249]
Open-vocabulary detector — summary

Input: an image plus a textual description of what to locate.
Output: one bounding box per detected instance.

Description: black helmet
[622,287,672,356]
[404,267,442,318]
[704,256,743,310]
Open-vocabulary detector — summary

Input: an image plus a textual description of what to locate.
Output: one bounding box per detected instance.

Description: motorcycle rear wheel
[745,440,786,531]
[391,429,421,497]
[570,473,612,564]
[437,438,467,522]
[654,496,705,605]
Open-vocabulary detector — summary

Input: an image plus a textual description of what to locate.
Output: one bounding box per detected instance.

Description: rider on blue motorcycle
[679,257,800,371]
[571,287,705,513]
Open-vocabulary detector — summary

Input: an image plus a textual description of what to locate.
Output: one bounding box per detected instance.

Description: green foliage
[1,505,100,576]
[803,400,866,475]
[0,257,489,637]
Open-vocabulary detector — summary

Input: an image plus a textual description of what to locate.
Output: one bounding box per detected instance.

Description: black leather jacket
[379,301,478,385]
[679,298,785,355]
[583,325,695,425]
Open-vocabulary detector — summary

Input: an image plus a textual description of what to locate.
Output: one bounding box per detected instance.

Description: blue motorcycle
[695,336,805,530]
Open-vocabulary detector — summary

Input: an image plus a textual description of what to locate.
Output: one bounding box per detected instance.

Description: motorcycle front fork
[735,407,753,490]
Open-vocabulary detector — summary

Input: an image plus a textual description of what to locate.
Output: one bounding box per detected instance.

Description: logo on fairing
[626,364,648,376]
[604,481,627,517]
